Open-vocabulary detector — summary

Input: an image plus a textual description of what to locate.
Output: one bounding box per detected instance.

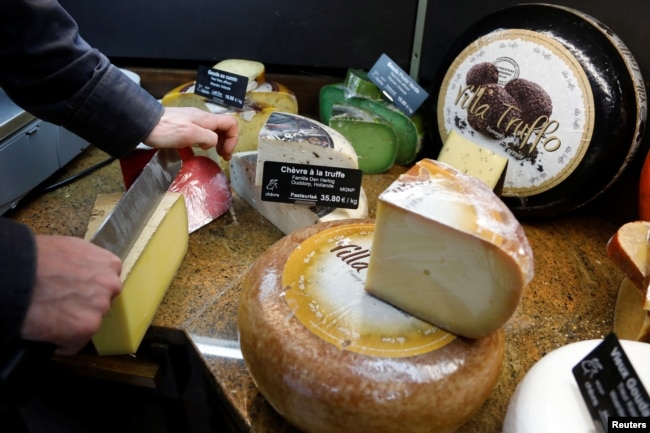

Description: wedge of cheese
[364,158,534,338]
[254,112,359,186]
[230,151,368,234]
[437,130,509,191]
[213,58,265,91]
[614,277,650,342]
[607,221,650,342]
[606,220,650,300]
[88,192,189,355]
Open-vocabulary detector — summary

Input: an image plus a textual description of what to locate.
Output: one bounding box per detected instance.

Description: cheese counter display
[7,3,650,433]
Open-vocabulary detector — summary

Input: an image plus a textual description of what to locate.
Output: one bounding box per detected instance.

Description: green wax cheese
[319,83,424,165]
[353,99,423,166]
[329,105,398,174]
[319,83,346,124]
[343,69,383,100]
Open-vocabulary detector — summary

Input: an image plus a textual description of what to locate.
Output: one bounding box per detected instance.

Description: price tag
[368,53,429,116]
[194,65,247,109]
[261,161,362,209]
[572,333,650,433]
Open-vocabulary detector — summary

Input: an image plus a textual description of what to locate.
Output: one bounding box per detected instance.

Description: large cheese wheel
[238,220,504,433]
[434,4,646,218]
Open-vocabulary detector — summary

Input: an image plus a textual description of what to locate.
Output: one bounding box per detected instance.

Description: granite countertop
[7,143,636,432]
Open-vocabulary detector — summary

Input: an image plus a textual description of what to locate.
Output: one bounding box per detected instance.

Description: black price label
[572,333,650,433]
[194,65,247,109]
[260,161,363,209]
[368,53,429,116]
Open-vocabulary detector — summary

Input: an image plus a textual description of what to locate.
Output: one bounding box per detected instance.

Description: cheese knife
[89,148,181,257]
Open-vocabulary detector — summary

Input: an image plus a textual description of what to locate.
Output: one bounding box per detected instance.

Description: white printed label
[437,29,595,197]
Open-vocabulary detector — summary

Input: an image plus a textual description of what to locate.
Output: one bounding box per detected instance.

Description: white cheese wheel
[238,220,504,433]
[435,4,646,217]
[503,339,650,433]
[365,158,534,339]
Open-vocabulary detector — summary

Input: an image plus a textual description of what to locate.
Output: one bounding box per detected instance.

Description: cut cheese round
[365,158,534,338]
[319,82,424,166]
[434,4,646,217]
[503,339,650,433]
[238,220,505,433]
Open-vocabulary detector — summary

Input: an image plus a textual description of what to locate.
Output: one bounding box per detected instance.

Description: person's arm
[0,0,162,158]
[0,219,36,352]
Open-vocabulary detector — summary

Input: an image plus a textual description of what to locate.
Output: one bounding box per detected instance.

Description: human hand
[20,235,123,356]
[143,106,239,161]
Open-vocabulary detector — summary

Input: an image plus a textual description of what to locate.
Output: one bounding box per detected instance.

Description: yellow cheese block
[87,192,189,355]
[437,129,508,190]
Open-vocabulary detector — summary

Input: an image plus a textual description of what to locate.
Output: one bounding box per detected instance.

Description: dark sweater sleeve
[0,0,163,158]
[0,218,36,351]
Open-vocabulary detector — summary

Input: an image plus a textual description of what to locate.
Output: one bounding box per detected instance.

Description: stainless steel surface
[0,88,35,142]
[89,148,181,259]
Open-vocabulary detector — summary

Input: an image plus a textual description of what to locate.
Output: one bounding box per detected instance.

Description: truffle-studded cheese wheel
[503,339,650,433]
[365,158,534,338]
[238,220,505,433]
[254,112,359,186]
[435,4,646,218]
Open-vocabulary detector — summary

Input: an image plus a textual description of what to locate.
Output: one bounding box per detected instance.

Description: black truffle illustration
[466,62,499,87]
[467,83,522,138]
[504,78,553,125]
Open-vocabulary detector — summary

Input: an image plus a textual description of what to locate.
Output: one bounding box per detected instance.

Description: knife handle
[0,339,56,407]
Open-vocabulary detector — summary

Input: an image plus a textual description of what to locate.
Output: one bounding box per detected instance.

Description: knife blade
[89,148,181,259]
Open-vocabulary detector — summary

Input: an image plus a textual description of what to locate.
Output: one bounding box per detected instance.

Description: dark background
[59,0,650,85]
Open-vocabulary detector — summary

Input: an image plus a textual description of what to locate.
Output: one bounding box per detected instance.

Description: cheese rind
[90,192,189,355]
[364,158,534,338]
[230,151,368,234]
[254,112,359,186]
